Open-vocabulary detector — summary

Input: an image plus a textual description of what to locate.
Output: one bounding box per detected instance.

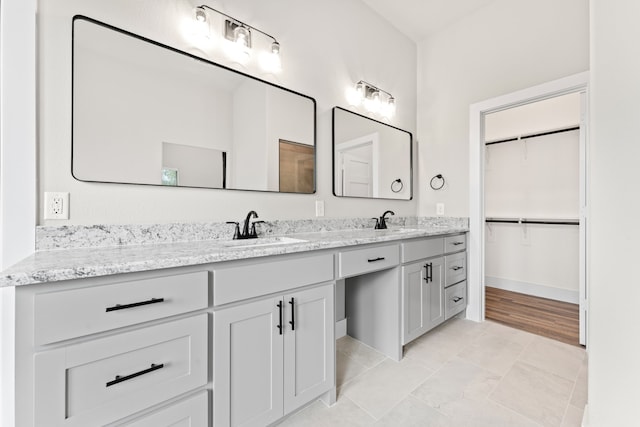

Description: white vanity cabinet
[212,254,335,427]
[401,233,467,345]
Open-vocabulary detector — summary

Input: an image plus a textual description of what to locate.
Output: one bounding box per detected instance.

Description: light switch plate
[436,203,445,216]
[315,200,325,217]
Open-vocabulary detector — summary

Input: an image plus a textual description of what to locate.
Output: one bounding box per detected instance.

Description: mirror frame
[71,15,317,194]
[332,106,413,200]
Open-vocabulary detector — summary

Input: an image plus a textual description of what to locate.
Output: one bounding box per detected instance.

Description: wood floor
[485,287,581,346]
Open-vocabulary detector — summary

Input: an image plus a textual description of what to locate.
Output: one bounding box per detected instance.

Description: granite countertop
[0,225,468,287]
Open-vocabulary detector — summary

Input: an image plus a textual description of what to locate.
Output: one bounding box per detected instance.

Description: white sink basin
[219,236,307,248]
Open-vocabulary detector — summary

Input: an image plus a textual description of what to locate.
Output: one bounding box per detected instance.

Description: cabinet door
[425,257,445,331]
[283,283,335,414]
[402,261,428,344]
[214,298,284,427]
[402,257,444,345]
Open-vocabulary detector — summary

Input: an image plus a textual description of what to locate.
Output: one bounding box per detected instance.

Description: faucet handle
[250,220,266,237]
[372,218,381,229]
[226,221,240,240]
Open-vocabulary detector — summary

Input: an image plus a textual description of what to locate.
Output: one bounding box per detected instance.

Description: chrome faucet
[373,210,395,229]
[227,210,264,239]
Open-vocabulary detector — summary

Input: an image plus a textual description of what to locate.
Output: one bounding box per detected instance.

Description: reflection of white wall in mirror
[73,20,233,185]
[231,80,268,190]
[162,142,225,188]
[267,88,315,190]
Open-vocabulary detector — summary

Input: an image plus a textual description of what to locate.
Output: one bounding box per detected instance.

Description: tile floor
[276,319,587,427]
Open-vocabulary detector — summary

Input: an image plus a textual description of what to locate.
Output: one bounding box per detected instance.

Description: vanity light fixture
[194,5,281,72]
[347,80,396,118]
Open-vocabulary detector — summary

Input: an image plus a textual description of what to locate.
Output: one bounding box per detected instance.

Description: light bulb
[233,26,251,48]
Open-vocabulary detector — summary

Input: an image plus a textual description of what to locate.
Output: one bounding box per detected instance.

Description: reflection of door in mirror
[335,133,380,197]
[279,140,314,193]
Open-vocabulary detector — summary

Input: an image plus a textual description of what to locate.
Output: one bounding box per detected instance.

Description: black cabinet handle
[277,301,283,335]
[106,363,164,387]
[451,266,463,271]
[367,257,385,263]
[452,242,464,246]
[289,298,295,331]
[106,297,165,312]
[452,296,463,303]
[425,262,433,282]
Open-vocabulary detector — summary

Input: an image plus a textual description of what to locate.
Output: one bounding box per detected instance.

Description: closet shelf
[485,125,579,146]
[485,217,579,226]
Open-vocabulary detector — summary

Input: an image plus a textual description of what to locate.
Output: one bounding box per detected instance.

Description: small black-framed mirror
[332,107,412,200]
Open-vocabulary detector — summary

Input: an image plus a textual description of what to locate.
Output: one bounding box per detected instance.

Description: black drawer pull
[452,296,463,303]
[452,242,464,246]
[367,257,386,263]
[289,298,295,331]
[424,263,433,282]
[106,363,164,387]
[106,297,165,312]
[451,266,463,271]
[277,301,283,335]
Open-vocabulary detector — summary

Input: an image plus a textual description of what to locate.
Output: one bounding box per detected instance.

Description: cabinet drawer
[445,281,467,320]
[445,252,466,287]
[118,391,208,427]
[444,234,466,253]
[401,237,443,263]
[213,253,334,305]
[34,314,208,427]
[338,244,399,278]
[35,271,208,345]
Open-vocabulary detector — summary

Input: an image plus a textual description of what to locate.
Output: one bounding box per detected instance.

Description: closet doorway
[467,72,589,347]
[483,93,582,346]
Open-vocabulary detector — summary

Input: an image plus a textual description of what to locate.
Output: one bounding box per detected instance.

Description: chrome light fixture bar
[194,4,281,71]
[352,80,396,118]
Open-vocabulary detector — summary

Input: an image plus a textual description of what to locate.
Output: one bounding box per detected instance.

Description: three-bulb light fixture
[347,80,396,119]
[193,5,281,73]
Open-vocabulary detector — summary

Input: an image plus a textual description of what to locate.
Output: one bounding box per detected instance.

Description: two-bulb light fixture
[193,5,281,73]
[346,80,396,119]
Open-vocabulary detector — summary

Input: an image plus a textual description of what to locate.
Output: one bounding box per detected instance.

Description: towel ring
[391,179,403,193]
[430,174,445,190]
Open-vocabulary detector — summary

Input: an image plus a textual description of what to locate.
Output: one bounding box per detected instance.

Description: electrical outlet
[436,203,445,216]
[520,224,531,246]
[315,200,325,217]
[44,192,69,220]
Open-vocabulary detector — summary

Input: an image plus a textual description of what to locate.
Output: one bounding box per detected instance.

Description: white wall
[588,0,640,424]
[417,0,589,217]
[38,0,417,225]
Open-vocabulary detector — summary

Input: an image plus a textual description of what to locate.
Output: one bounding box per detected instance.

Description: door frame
[467,71,589,345]
[335,132,380,197]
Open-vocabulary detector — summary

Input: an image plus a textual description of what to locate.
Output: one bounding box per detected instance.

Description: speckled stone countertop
[0,218,468,287]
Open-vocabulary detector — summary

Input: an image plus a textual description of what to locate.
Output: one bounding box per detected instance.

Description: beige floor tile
[519,336,586,381]
[275,398,375,427]
[403,330,469,371]
[484,320,537,347]
[562,405,585,427]
[411,357,501,414]
[341,358,434,420]
[337,336,387,369]
[490,361,575,427]
[456,332,524,376]
[448,398,541,427]
[374,395,454,427]
[336,348,369,388]
[570,358,588,408]
[435,317,489,339]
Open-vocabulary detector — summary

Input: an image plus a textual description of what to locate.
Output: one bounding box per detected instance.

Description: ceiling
[361,0,497,42]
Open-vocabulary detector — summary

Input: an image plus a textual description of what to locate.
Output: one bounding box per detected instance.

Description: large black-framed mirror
[332,107,412,200]
[72,16,316,194]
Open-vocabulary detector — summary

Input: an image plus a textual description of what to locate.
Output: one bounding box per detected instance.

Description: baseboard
[335,319,347,339]
[485,276,579,304]
[581,404,589,427]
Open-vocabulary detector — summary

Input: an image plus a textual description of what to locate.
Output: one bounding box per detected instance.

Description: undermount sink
[377,228,419,233]
[219,236,307,248]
